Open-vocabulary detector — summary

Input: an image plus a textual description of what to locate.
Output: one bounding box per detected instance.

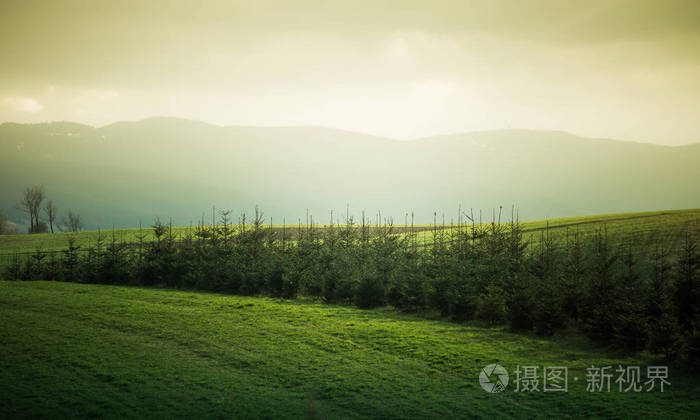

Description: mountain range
[1,117,698,231]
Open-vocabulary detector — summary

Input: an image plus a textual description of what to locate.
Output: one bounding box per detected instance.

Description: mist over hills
[1,117,698,231]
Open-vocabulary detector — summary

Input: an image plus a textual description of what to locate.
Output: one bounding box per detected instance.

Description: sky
[1,0,699,145]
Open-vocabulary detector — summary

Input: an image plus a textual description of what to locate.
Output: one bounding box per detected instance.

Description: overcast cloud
[1,0,699,144]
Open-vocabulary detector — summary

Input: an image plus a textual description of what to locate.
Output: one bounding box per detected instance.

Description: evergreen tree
[675,231,699,331]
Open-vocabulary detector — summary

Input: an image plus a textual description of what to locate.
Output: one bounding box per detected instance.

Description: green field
[1,280,698,418]
[1,208,699,257]
[0,222,432,255]
[413,208,700,246]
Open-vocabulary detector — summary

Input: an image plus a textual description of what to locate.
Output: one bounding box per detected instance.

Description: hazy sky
[1,0,699,144]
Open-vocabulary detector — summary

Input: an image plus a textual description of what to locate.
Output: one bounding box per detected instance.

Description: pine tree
[646,242,680,359]
[613,244,648,352]
[583,228,619,342]
[675,231,699,331]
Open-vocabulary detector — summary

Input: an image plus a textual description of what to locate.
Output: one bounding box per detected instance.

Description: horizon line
[1,115,699,147]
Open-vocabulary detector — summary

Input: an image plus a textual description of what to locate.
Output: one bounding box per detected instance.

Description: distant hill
[1,117,699,230]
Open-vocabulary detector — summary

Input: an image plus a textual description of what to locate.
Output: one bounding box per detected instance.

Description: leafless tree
[19,185,45,233]
[62,210,83,232]
[44,200,57,233]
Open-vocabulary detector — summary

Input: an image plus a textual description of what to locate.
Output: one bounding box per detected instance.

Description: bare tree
[19,185,45,233]
[44,200,57,234]
[61,210,83,232]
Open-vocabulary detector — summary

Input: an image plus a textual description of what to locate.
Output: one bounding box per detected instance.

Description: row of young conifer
[4,207,700,365]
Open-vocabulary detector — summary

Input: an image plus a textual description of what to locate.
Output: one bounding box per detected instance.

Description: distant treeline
[4,207,700,365]
[11,185,83,234]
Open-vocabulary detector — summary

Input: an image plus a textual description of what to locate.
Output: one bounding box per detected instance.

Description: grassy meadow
[2,208,700,418]
[1,208,698,257]
[2,280,699,419]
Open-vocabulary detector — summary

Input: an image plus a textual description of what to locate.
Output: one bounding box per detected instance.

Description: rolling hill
[1,117,699,231]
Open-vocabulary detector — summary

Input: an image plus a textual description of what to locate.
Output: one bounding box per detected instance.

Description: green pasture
[1,281,698,418]
[1,209,698,255]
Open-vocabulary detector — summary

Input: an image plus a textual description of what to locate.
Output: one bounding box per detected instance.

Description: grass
[0,224,437,256]
[2,209,699,256]
[412,208,700,245]
[1,280,699,418]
